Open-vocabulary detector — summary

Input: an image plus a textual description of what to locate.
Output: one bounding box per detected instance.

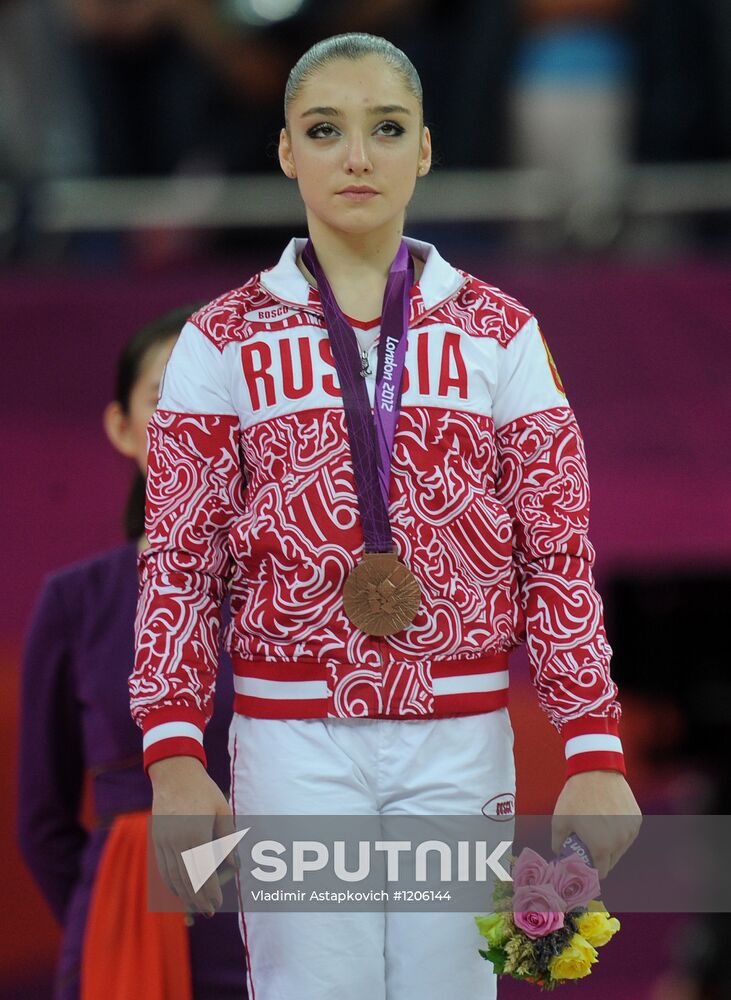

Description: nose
[343,131,373,175]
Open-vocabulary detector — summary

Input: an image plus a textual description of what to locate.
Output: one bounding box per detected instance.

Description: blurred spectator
[61,0,289,175]
[630,0,731,252]
[634,0,731,163]
[58,0,446,177]
[408,0,515,169]
[0,0,92,181]
[509,0,635,249]
[0,0,49,180]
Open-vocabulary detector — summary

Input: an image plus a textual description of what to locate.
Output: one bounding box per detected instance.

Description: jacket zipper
[359,346,373,378]
[258,266,471,682]
[375,635,384,673]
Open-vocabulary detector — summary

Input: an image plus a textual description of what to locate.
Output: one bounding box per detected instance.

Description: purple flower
[512,848,553,890]
[548,856,601,911]
[513,884,566,939]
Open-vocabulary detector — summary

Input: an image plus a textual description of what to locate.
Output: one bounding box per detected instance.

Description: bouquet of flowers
[475,842,620,989]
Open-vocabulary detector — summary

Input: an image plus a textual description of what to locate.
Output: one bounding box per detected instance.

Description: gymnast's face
[279,55,431,239]
[103,334,177,475]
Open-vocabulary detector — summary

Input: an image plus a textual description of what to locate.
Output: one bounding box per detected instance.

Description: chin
[325,208,401,236]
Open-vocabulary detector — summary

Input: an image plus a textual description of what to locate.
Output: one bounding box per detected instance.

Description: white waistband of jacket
[230,652,510,719]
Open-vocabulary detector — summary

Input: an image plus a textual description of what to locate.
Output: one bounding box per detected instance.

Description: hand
[149,755,239,915]
[552,770,642,878]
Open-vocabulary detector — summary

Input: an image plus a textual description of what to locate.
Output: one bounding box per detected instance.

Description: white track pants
[228,709,516,1000]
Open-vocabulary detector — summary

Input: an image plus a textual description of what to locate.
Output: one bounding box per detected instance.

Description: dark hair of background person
[114,304,202,540]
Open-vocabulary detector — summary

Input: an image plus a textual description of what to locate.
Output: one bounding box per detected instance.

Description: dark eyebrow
[300,104,412,118]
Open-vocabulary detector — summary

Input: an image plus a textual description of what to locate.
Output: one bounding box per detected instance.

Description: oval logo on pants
[481,792,515,821]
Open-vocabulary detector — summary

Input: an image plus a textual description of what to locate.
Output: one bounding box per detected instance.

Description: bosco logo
[481,793,515,821]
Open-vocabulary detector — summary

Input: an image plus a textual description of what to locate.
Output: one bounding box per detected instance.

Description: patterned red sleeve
[493,316,625,779]
[129,322,246,776]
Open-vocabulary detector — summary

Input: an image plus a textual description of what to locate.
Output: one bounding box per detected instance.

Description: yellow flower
[576,910,621,948]
[549,934,599,981]
[475,912,509,948]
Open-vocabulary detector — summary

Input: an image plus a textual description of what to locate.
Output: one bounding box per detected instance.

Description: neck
[300,214,405,294]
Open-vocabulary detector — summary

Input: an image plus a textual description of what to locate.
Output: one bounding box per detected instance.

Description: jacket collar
[259,236,467,322]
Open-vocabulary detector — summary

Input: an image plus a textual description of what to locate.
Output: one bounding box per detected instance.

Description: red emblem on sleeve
[539,327,567,397]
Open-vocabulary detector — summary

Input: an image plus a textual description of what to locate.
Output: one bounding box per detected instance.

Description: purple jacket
[17,541,246,999]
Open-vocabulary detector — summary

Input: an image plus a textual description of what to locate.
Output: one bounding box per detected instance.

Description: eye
[376,120,406,136]
[306,123,340,139]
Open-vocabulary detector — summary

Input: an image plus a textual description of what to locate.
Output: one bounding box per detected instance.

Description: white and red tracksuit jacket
[129,236,625,780]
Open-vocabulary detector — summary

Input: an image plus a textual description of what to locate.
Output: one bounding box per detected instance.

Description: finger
[218,866,237,887]
[212,800,242,871]
[592,849,612,880]
[151,817,185,900]
[158,822,209,913]
[175,814,222,912]
[181,828,223,913]
[152,830,197,911]
[171,845,216,914]
[175,829,224,914]
[605,829,637,873]
[153,840,181,901]
[167,843,203,912]
[551,818,571,856]
[579,828,610,874]
[629,814,643,846]
[197,870,224,913]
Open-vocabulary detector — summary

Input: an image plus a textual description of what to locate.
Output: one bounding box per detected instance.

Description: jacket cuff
[140,705,208,777]
[561,714,626,779]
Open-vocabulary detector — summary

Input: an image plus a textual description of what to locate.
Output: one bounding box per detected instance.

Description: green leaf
[484,947,508,975]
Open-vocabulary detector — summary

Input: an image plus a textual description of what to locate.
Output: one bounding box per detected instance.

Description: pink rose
[548,856,601,911]
[512,884,566,939]
[512,848,553,890]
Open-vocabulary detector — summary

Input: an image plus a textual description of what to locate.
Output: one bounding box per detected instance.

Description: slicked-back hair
[284,33,423,129]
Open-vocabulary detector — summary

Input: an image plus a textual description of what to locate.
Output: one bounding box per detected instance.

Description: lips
[338,187,378,201]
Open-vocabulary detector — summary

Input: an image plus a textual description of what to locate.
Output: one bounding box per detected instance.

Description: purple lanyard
[302,239,414,554]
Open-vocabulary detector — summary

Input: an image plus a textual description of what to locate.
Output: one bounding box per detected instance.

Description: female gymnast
[130,33,641,999]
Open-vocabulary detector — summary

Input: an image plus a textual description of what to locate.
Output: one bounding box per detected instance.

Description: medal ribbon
[302,239,414,554]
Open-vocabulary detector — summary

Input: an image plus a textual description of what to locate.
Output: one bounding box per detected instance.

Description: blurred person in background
[60,0,435,178]
[0,0,92,259]
[0,0,51,183]
[62,0,290,175]
[16,306,247,1000]
[0,0,92,183]
[632,0,731,253]
[635,0,731,165]
[509,0,635,250]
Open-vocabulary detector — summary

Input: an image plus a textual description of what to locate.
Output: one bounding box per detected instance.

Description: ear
[279,127,297,179]
[103,400,137,459]
[417,126,432,178]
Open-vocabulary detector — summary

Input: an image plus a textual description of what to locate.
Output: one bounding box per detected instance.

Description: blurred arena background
[2,0,730,997]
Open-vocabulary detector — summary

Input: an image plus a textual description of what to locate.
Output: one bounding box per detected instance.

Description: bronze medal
[343,551,421,636]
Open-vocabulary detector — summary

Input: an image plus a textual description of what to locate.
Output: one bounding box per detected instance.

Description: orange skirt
[81,809,193,1000]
